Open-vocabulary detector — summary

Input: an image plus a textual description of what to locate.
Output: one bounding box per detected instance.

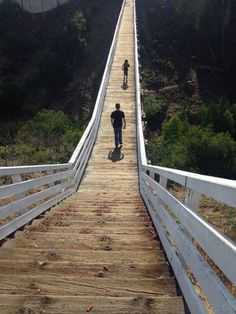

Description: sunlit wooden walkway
[0,1,184,313]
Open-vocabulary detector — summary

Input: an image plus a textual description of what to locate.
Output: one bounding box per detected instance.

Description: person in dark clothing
[111,103,126,149]
[122,59,130,84]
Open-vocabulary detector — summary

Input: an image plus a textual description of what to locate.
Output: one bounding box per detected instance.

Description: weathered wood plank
[0,260,170,278]
[0,295,184,314]
[0,275,177,297]
[0,248,165,264]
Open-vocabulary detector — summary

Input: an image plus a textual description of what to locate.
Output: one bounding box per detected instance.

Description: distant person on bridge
[122,59,130,84]
[111,103,126,149]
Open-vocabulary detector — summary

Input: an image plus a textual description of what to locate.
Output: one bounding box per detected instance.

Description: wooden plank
[0,275,177,297]
[0,295,184,314]
[6,235,160,252]
[47,226,153,234]
[0,247,165,264]
[0,260,170,278]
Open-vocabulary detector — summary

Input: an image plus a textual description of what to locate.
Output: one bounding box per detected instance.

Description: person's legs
[114,128,119,148]
[124,70,128,84]
[118,127,122,146]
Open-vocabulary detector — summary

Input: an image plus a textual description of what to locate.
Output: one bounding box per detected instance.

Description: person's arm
[123,117,126,129]
[111,113,114,127]
[123,113,126,129]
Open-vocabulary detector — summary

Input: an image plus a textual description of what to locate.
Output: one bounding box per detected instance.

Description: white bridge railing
[133,1,236,314]
[0,0,126,241]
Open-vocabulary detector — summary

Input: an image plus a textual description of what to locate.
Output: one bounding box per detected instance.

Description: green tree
[71,11,87,49]
[200,99,235,137]
[162,116,189,143]
[51,10,87,66]
[15,109,83,164]
[143,94,166,131]
[221,109,234,136]
[148,116,236,179]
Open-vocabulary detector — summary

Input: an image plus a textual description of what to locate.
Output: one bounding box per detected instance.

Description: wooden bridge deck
[0,1,184,313]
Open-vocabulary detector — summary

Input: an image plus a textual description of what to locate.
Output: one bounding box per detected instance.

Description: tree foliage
[0,7,88,118]
[137,0,236,179]
[138,0,235,85]
[38,10,87,90]
[142,94,166,131]
[51,10,87,66]
[200,98,235,137]
[71,11,87,49]
[148,116,236,178]
[0,110,84,165]
[145,94,236,179]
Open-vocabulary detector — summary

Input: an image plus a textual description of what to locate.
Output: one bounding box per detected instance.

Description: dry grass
[168,184,236,243]
[199,197,236,243]
[0,211,21,226]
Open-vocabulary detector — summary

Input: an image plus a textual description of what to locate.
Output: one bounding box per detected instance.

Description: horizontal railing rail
[0,169,74,200]
[0,0,126,241]
[0,163,72,177]
[144,165,236,208]
[133,1,236,313]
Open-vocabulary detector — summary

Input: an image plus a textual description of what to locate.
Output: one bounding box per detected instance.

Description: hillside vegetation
[0,0,122,165]
[137,0,236,179]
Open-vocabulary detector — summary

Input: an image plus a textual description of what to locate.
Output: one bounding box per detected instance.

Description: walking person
[111,103,126,149]
[122,59,130,84]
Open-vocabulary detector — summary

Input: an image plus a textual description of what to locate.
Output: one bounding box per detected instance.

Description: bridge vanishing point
[0,0,236,313]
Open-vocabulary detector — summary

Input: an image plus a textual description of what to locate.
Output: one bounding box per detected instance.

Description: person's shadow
[108,147,124,162]
[121,82,129,90]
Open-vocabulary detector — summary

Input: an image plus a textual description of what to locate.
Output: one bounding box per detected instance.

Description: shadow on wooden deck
[108,148,125,162]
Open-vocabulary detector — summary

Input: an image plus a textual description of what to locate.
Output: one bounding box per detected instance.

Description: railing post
[149,170,155,180]
[184,188,201,212]
[159,176,167,189]
[11,174,26,200]
[47,170,54,187]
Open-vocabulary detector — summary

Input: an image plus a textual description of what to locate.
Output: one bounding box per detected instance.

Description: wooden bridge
[0,1,235,313]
